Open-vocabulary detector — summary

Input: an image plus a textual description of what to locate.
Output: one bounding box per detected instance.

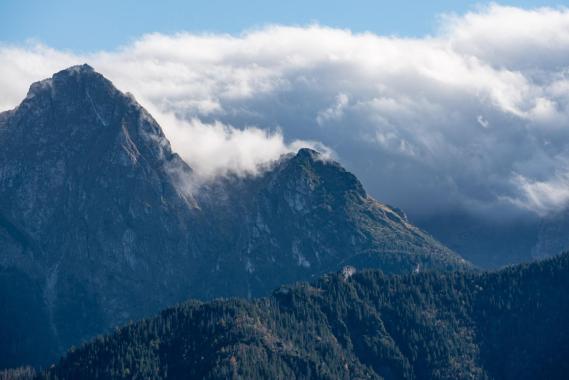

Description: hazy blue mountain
[0,65,466,369]
[415,212,539,269]
[533,209,569,259]
[39,253,569,380]
[416,208,569,269]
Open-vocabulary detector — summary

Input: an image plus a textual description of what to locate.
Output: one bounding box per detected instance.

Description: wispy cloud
[3,4,569,217]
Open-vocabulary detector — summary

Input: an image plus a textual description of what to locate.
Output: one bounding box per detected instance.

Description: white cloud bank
[148,109,326,179]
[2,4,569,218]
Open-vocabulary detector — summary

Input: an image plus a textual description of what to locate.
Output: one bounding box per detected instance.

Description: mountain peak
[7,64,186,181]
[65,63,95,73]
[53,63,96,79]
[281,147,365,198]
[51,63,104,85]
[26,64,107,100]
[295,147,321,161]
[18,64,146,137]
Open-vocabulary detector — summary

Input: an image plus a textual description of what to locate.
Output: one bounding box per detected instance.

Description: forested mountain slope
[40,253,569,380]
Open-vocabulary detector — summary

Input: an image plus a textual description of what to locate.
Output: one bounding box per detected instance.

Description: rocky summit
[0,65,468,368]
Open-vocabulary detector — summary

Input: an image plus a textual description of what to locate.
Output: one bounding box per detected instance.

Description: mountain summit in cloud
[5,6,569,269]
[0,66,467,368]
[5,5,569,221]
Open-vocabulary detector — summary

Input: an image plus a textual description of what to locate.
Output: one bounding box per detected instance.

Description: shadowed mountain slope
[0,65,467,369]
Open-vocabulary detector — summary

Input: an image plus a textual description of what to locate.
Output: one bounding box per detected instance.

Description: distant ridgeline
[0,65,467,369]
[36,253,569,380]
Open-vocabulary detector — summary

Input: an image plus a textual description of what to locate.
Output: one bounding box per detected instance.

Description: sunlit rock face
[0,65,467,368]
[0,65,198,368]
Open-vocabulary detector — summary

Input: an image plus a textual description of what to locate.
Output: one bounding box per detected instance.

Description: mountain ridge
[35,252,569,380]
[0,64,467,369]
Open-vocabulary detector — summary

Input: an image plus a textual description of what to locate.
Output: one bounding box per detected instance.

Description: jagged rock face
[0,65,198,366]
[0,65,467,368]
[192,148,467,298]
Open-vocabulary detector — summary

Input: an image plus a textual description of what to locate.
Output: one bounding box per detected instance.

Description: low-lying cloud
[146,106,326,180]
[2,4,569,219]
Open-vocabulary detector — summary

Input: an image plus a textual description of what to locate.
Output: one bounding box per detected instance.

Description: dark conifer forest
[35,253,569,380]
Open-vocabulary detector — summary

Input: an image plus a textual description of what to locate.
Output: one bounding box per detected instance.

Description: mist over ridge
[3,5,569,222]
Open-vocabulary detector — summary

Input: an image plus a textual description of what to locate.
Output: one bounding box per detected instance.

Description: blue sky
[0,0,565,51]
[3,2,569,217]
